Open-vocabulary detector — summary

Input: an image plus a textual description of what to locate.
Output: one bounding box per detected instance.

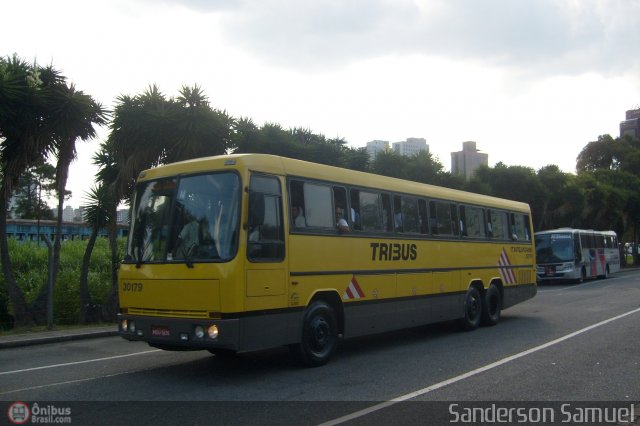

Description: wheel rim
[467,293,480,320]
[309,315,331,355]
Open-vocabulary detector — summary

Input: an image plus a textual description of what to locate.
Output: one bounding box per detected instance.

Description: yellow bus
[118,154,537,366]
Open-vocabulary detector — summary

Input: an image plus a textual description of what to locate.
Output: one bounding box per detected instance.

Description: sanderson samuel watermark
[449,403,636,424]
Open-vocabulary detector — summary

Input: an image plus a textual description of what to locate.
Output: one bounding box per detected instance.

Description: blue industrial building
[6,219,128,241]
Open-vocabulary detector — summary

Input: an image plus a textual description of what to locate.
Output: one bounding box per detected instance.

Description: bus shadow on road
[159,314,544,377]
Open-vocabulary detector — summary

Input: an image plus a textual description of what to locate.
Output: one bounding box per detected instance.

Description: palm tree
[94,85,235,321]
[92,143,123,320]
[79,184,112,324]
[0,55,63,326]
[43,82,106,327]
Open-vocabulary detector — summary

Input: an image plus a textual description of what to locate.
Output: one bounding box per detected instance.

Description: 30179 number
[122,282,143,292]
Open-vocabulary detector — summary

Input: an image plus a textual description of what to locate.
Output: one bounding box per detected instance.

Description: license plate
[151,326,170,337]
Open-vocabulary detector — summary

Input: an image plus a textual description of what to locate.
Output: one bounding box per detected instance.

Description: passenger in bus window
[176,212,200,258]
[335,207,349,232]
[292,205,306,227]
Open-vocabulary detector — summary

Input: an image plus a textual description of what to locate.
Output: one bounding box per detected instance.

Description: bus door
[246,174,287,313]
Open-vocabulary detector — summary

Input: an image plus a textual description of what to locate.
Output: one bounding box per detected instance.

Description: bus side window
[510,213,531,241]
[248,174,284,261]
[349,188,361,230]
[401,196,420,234]
[429,201,439,234]
[418,199,428,234]
[393,195,403,232]
[461,205,485,238]
[301,182,333,228]
[489,209,509,240]
[358,190,383,232]
[382,193,393,232]
[450,203,459,236]
[459,206,467,237]
[429,200,454,236]
[574,237,582,261]
[289,180,307,228]
[335,186,350,231]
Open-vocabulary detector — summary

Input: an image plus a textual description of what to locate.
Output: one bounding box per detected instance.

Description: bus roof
[535,228,617,236]
[138,153,531,213]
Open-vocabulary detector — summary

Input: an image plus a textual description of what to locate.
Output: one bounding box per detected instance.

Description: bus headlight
[207,325,219,339]
[194,325,205,339]
[121,319,128,332]
[128,321,136,333]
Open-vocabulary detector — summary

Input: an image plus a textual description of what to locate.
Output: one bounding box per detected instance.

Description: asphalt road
[1,271,639,425]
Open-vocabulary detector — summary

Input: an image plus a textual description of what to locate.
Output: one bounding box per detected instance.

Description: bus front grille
[127,307,210,319]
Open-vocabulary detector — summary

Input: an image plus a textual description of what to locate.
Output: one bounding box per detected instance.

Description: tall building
[62,205,75,222]
[366,140,389,159]
[117,208,130,224]
[392,137,428,157]
[451,141,488,180]
[620,108,640,139]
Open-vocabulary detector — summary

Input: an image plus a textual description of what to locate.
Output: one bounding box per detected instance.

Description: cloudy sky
[3,0,640,207]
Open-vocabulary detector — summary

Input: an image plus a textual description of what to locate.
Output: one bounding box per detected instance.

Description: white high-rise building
[392,138,428,157]
[62,205,75,222]
[366,140,389,159]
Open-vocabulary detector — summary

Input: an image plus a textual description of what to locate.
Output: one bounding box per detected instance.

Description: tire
[292,300,338,367]
[481,285,501,326]
[460,286,482,331]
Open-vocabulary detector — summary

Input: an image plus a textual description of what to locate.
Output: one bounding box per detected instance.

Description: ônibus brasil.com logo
[7,401,72,424]
[7,402,30,425]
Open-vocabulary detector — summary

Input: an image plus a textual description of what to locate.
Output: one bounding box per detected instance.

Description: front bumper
[117,314,240,351]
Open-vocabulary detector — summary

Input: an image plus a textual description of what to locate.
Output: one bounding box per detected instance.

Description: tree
[0,55,105,326]
[45,83,106,327]
[405,151,445,185]
[79,184,112,323]
[467,163,547,231]
[99,85,234,320]
[11,163,56,220]
[536,165,585,230]
[576,133,640,252]
[92,143,122,320]
[0,55,63,325]
[371,150,409,180]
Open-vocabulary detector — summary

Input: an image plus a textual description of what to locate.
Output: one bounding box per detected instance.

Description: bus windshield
[535,233,575,263]
[126,172,240,264]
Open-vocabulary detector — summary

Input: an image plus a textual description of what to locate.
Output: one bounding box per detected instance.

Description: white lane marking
[0,369,144,395]
[319,306,640,426]
[0,349,161,376]
[538,277,621,293]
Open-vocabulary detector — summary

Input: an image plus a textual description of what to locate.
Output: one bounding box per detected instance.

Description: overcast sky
[3,0,640,207]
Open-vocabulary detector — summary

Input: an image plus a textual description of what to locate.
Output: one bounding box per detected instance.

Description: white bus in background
[535,228,620,283]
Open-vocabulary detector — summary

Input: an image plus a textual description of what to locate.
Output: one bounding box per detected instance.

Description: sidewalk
[0,324,118,349]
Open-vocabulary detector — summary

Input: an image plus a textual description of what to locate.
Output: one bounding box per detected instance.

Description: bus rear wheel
[481,284,501,326]
[460,287,482,331]
[292,300,338,367]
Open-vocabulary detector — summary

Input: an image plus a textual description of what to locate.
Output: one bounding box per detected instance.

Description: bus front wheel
[460,286,482,331]
[292,300,338,367]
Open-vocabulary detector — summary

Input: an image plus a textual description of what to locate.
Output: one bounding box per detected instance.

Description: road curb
[0,329,119,349]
